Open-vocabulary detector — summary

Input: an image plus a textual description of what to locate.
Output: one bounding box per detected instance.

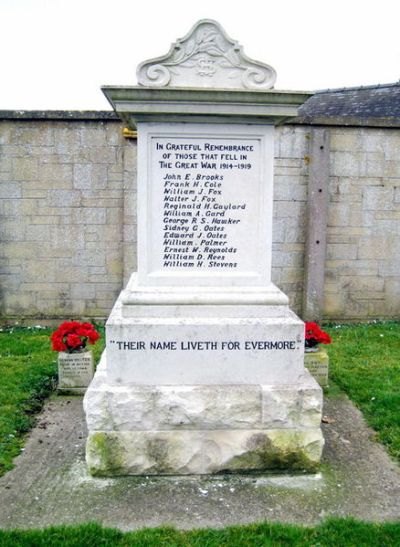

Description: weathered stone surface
[84,352,322,432]
[86,428,324,476]
[261,373,323,428]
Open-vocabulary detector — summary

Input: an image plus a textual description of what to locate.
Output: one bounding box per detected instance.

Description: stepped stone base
[84,353,324,475]
[86,429,324,476]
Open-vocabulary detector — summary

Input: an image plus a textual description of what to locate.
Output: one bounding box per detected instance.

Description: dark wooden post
[303,128,330,321]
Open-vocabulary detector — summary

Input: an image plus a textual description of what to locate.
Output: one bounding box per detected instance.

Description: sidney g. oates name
[109,339,298,351]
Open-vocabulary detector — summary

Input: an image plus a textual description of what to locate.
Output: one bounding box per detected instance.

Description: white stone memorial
[84,19,324,475]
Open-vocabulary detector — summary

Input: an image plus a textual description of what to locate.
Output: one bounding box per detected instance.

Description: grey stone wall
[0,115,399,321]
[0,117,130,318]
[272,125,310,314]
[325,127,400,318]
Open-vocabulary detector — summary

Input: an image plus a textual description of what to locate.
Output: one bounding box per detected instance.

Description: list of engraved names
[150,136,260,272]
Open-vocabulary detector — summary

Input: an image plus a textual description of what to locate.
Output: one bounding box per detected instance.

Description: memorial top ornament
[136,19,277,90]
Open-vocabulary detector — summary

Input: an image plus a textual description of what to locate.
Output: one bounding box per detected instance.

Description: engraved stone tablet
[138,123,273,287]
[137,19,276,90]
[304,349,329,386]
[58,351,94,391]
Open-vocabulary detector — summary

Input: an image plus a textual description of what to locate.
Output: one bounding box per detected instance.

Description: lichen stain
[145,438,174,473]
[221,433,319,473]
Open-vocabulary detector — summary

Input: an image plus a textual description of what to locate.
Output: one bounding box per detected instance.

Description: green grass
[0,518,399,546]
[0,324,105,476]
[325,321,400,461]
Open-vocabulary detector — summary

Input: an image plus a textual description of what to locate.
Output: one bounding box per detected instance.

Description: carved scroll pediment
[136,19,277,90]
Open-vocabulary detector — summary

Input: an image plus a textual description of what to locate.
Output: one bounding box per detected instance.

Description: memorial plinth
[84,19,324,475]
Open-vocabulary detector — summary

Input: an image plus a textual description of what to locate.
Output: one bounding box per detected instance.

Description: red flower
[87,330,100,344]
[305,322,331,347]
[75,326,92,338]
[51,338,67,352]
[66,334,82,348]
[319,331,332,344]
[50,321,100,353]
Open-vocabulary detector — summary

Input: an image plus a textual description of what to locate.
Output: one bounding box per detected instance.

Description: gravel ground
[0,394,399,530]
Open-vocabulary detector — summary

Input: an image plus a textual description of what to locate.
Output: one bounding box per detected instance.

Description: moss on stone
[85,429,323,476]
[222,431,321,473]
[86,433,126,477]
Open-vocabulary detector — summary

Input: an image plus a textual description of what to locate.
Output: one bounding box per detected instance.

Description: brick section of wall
[0,119,126,318]
[1,118,399,321]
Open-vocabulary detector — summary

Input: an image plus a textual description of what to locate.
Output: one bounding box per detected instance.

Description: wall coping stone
[1,109,399,128]
[0,110,119,121]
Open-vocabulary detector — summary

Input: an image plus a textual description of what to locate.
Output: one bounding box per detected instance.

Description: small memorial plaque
[304,350,329,387]
[138,123,274,287]
[58,352,94,391]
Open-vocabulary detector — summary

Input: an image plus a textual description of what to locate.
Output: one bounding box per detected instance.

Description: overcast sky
[1,0,399,110]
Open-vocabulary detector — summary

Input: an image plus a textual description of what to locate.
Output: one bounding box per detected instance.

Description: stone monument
[84,19,324,475]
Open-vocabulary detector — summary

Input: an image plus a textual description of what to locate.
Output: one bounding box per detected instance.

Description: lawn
[0,519,400,546]
[1,322,399,475]
[325,322,400,461]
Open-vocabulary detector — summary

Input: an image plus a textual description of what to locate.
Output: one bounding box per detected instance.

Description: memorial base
[84,352,324,475]
[84,277,324,475]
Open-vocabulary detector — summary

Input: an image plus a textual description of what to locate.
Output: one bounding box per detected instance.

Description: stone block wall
[0,117,131,319]
[325,128,400,318]
[273,125,310,313]
[0,114,399,321]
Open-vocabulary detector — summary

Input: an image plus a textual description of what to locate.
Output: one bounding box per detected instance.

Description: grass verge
[325,321,400,461]
[0,518,400,546]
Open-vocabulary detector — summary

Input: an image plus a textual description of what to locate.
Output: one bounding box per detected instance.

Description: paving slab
[0,394,399,530]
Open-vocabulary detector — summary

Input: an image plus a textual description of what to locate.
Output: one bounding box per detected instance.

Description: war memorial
[83,20,324,475]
